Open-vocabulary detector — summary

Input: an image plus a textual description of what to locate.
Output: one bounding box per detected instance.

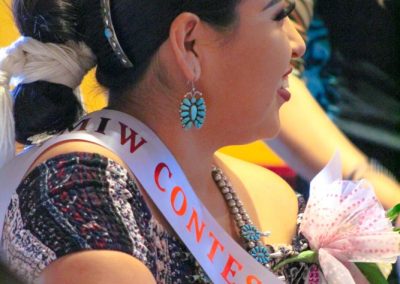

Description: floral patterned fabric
[1,152,307,283]
[1,153,201,284]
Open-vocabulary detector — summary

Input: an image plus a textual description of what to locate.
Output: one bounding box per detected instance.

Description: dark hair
[12,0,240,143]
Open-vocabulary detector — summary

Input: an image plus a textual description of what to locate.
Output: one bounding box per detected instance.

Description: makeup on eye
[273,0,296,21]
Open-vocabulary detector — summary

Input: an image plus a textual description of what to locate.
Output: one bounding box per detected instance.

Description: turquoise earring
[179,82,207,130]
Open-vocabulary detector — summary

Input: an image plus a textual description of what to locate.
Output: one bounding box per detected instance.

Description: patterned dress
[1,153,204,283]
[1,152,308,284]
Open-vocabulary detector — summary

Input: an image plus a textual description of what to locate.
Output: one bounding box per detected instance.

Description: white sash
[0,109,283,283]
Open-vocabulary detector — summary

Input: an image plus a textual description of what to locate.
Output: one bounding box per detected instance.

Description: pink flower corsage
[281,153,400,283]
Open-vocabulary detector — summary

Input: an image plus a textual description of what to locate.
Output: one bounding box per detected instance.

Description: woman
[0,0,327,283]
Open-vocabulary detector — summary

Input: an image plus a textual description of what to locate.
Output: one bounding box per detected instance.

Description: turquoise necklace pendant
[250,245,270,265]
[241,224,262,241]
[240,224,271,265]
[212,167,274,268]
[179,86,207,130]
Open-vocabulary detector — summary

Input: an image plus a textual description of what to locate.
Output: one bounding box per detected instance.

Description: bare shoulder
[38,250,156,284]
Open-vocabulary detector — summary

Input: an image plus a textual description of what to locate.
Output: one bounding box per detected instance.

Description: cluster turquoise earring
[179,82,207,130]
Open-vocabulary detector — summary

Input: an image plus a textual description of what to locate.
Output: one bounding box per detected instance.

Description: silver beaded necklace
[211,166,308,281]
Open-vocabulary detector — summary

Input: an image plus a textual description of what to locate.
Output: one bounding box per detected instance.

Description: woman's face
[200,0,305,142]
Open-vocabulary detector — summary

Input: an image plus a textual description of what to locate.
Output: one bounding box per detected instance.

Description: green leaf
[386,204,400,222]
[273,250,317,271]
[394,227,400,233]
[355,263,388,284]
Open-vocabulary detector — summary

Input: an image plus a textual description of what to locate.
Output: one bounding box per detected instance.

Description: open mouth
[277,69,292,102]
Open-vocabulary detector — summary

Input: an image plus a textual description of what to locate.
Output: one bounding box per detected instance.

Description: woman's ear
[169,12,202,81]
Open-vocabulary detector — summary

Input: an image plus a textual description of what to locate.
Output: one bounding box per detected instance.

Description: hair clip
[100,0,134,68]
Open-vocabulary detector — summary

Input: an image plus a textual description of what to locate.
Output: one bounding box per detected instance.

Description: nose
[284,18,306,59]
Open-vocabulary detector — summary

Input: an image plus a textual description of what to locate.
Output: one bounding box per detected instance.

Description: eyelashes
[274,0,296,21]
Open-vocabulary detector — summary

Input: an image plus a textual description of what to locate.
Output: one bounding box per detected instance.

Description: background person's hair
[12,0,240,144]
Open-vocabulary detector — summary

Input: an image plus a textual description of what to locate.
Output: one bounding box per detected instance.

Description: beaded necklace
[211,166,310,282]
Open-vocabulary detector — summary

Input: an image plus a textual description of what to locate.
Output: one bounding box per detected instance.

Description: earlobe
[169,12,202,82]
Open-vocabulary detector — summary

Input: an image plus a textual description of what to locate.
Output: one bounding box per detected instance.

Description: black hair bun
[13,81,83,144]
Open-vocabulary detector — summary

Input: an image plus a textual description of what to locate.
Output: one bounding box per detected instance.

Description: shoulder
[27,140,129,174]
[3,145,153,283]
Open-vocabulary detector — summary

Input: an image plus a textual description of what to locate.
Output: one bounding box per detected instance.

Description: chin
[260,114,281,139]
[252,121,281,142]
[264,127,281,140]
[265,127,281,140]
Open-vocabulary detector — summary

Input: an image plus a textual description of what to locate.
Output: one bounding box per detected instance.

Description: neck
[111,94,220,197]
[151,116,221,198]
